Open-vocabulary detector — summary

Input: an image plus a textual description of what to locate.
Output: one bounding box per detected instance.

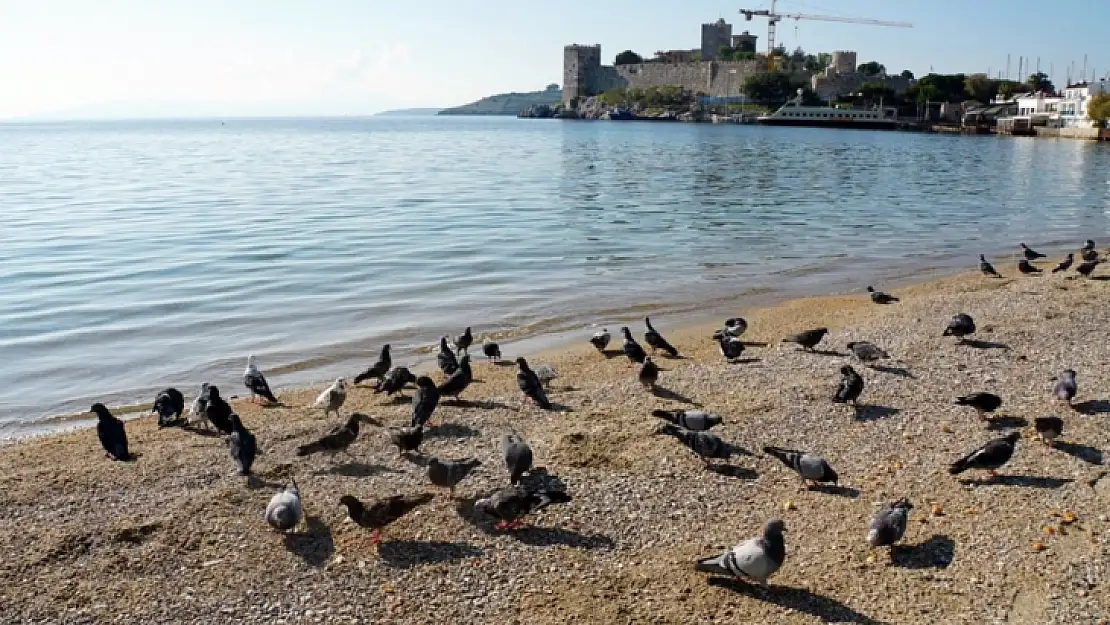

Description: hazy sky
[3,0,1108,119]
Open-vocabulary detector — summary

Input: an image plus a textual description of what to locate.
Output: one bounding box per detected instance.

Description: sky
[2,0,1108,119]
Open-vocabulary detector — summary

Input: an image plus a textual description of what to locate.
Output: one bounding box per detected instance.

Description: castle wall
[811,73,913,101]
[570,59,767,103]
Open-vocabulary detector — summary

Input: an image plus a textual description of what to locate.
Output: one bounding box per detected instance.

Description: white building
[1058,80,1110,128]
[1011,91,1063,127]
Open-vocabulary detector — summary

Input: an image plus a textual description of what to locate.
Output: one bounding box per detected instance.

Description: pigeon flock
[83,240,1103,591]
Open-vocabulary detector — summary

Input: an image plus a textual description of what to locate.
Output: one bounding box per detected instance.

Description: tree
[615,50,643,66]
[963,73,996,103]
[857,61,886,76]
[900,69,915,80]
[598,88,628,107]
[915,83,940,105]
[816,52,832,69]
[919,73,968,102]
[742,71,796,104]
[1087,92,1110,127]
[859,82,896,104]
[1026,72,1054,93]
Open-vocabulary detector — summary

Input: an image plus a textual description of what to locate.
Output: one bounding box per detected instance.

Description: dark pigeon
[955,392,1002,419]
[437,336,459,376]
[657,424,731,464]
[589,328,611,352]
[833,365,864,405]
[1076,259,1100,277]
[867,286,899,304]
[1018,259,1042,274]
[296,413,363,457]
[204,385,234,435]
[764,445,838,487]
[454,326,473,356]
[718,335,745,361]
[228,413,257,476]
[339,492,434,545]
[374,366,417,398]
[949,431,1019,476]
[475,485,572,531]
[620,326,647,365]
[1052,253,1074,273]
[1081,240,1098,262]
[151,388,185,427]
[501,433,533,485]
[482,340,502,361]
[1053,369,1077,405]
[638,356,659,390]
[92,403,130,461]
[426,457,482,497]
[515,357,551,409]
[1034,416,1064,447]
[943,313,976,340]
[782,327,827,351]
[389,425,423,456]
[411,376,440,428]
[354,344,392,385]
[979,254,1002,278]
[437,355,473,402]
[243,355,279,404]
[1021,243,1046,260]
[846,341,889,362]
[868,498,913,554]
[644,316,678,357]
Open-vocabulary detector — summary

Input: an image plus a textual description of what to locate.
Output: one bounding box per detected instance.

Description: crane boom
[739,1,912,57]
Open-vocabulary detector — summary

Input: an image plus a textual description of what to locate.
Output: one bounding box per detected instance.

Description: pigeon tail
[762,445,799,467]
[295,442,325,457]
[694,554,730,576]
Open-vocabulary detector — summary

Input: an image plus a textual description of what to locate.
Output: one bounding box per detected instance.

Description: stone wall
[811,73,913,101]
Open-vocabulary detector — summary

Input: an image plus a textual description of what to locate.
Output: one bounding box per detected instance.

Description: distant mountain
[374,108,443,116]
[438,85,561,116]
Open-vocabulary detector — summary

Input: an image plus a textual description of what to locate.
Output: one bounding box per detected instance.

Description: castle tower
[701,18,732,61]
[563,44,602,104]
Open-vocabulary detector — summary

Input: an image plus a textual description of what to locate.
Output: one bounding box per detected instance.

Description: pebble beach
[2,262,1108,624]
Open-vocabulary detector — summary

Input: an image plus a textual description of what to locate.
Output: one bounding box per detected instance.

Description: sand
[1,263,1108,624]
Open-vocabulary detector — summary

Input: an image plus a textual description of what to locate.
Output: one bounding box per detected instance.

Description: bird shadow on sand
[1088,275,1110,281]
[519,467,567,491]
[378,540,482,568]
[452,495,614,549]
[650,386,702,406]
[1055,441,1103,465]
[381,395,413,405]
[600,349,624,359]
[960,339,1009,350]
[706,464,758,480]
[854,405,901,422]
[321,462,401,478]
[449,398,510,411]
[985,415,1029,430]
[1073,399,1110,415]
[245,475,284,490]
[892,535,955,569]
[726,357,762,365]
[961,474,1073,489]
[803,348,844,357]
[283,516,334,568]
[868,364,914,379]
[490,360,516,367]
[425,423,481,439]
[810,484,861,498]
[742,341,769,348]
[707,578,889,625]
[182,426,225,438]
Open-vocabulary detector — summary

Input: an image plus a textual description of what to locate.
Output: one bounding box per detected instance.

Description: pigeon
[374,366,417,398]
[411,376,440,427]
[589,328,611,352]
[313,378,347,419]
[638,356,659,390]
[227,413,257,476]
[620,326,647,365]
[1053,369,1077,405]
[949,431,1020,476]
[1081,240,1098,262]
[426,457,482,497]
[718,335,745,361]
[454,326,473,356]
[651,409,722,431]
[388,425,424,456]
[482,340,502,361]
[1034,416,1064,447]
[695,519,786,584]
[437,336,459,376]
[187,383,211,429]
[1021,243,1046,261]
[1017,259,1042,274]
[657,424,731,464]
[92,403,130,461]
[296,413,363,457]
[353,344,391,385]
[204,385,234,434]
[846,341,889,362]
[942,313,976,340]
[265,479,303,532]
[867,286,899,304]
[721,317,748,338]
[955,392,1002,419]
[979,254,1002,278]
[475,485,572,531]
[243,355,279,404]
[515,358,551,409]
[833,365,864,405]
[1052,253,1075,273]
[437,355,473,402]
[339,493,434,546]
[644,316,679,357]
[782,327,827,351]
[151,387,185,427]
[867,498,913,555]
[1076,259,1100,277]
[533,364,559,389]
[763,445,838,488]
[501,433,534,485]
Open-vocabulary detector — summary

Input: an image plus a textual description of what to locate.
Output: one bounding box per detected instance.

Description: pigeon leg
[987,470,998,478]
[495,520,509,531]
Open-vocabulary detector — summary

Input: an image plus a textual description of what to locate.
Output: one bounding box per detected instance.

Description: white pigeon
[533,364,559,389]
[265,480,303,532]
[243,354,278,404]
[313,377,347,418]
[695,519,786,584]
[187,383,211,429]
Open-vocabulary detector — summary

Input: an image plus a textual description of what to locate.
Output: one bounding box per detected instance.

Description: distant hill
[374,108,443,116]
[438,85,562,116]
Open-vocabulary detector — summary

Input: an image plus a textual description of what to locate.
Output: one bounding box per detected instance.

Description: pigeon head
[892,498,913,511]
[334,377,346,390]
[866,286,875,293]
[415,376,436,389]
[1061,369,1077,379]
[515,357,531,371]
[381,344,391,356]
[763,518,786,536]
[1003,431,1021,445]
[473,497,494,516]
[207,385,221,399]
[979,254,986,261]
[1021,243,1029,249]
[247,354,256,367]
[440,336,450,348]
[90,403,112,419]
[621,326,632,338]
[338,495,363,516]
[644,316,654,329]
[1084,240,1095,249]
[840,365,856,376]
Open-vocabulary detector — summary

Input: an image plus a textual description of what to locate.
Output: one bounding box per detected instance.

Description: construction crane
[739,1,911,58]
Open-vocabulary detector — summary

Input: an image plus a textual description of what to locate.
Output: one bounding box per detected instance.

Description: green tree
[1087,92,1110,127]
[859,82,896,104]
[615,50,643,65]
[1025,72,1054,93]
[742,71,796,104]
[963,73,996,103]
[857,61,886,75]
[915,83,940,104]
[919,73,968,102]
[816,52,832,69]
[803,54,823,73]
[900,69,915,80]
[598,88,628,107]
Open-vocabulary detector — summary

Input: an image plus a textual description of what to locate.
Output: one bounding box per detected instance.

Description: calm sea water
[2,116,1109,435]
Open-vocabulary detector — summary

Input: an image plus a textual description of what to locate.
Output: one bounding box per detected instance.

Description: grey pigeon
[651,409,722,431]
[243,355,279,404]
[340,492,434,546]
[454,326,473,356]
[695,519,786,584]
[833,365,864,405]
[374,366,417,398]
[475,485,572,531]
[782,327,827,351]
[1052,253,1074,273]
[1021,243,1046,260]
[1053,369,1077,405]
[1018,259,1042,274]
[644,316,678,357]
[589,328,611,352]
[718,335,745,361]
[955,392,1002,419]
[265,479,303,532]
[867,498,913,556]
[942,313,975,340]
[227,413,257,476]
[1076,259,1101,277]
[313,378,347,419]
[187,383,211,429]
[92,403,130,461]
[296,413,363,457]
[151,387,185,427]
[620,326,647,364]
[657,424,731,464]
[482,340,502,361]
[763,445,838,487]
[516,358,551,409]
[867,286,898,304]
[979,254,1002,278]
[533,364,559,388]
[949,431,1020,476]
[846,341,889,362]
[388,425,423,455]
[437,336,459,376]
[437,355,473,402]
[638,356,659,390]
[426,457,482,496]
[354,344,391,384]
[411,377,440,427]
[1034,416,1064,447]
[501,433,534,485]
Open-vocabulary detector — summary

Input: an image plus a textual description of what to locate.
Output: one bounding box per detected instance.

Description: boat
[757,89,897,130]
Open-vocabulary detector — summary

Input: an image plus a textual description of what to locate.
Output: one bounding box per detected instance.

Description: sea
[2,115,1109,437]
